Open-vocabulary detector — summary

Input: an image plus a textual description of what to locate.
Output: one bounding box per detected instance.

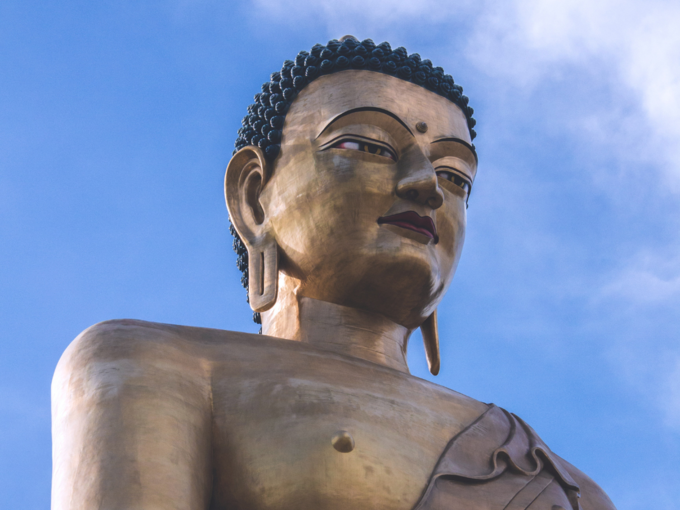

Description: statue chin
[286,255,445,330]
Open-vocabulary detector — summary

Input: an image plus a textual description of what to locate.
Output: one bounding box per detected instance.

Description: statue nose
[396,162,444,210]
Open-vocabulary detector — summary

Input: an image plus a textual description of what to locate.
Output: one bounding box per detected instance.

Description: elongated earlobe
[225,146,279,313]
[421,310,440,375]
[247,234,279,312]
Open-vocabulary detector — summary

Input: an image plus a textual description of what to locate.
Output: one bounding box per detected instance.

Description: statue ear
[225,146,279,313]
[421,310,440,375]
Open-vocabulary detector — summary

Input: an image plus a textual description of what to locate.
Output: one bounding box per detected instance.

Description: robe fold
[413,405,584,510]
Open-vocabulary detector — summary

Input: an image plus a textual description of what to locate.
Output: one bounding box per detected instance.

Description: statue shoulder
[54,319,200,404]
[53,319,261,396]
[58,318,254,366]
[51,319,229,509]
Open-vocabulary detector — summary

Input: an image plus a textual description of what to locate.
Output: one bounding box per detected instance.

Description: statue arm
[51,320,213,510]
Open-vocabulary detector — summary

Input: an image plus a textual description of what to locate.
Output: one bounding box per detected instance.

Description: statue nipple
[331,430,355,453]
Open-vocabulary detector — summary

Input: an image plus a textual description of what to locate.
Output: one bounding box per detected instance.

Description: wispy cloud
[596,248,680,432]
[467,0,680,187]
[601,264,680,304]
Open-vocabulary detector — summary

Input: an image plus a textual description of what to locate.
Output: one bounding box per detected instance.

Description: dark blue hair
[230,37,477,326]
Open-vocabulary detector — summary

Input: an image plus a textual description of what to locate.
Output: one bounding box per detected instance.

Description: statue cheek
[437,200,466,258]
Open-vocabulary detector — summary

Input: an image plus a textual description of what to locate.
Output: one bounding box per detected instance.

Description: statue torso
[206,331,487,510]
[55,320,614,510]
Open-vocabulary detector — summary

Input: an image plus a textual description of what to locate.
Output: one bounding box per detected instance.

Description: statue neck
[260,276,411,373]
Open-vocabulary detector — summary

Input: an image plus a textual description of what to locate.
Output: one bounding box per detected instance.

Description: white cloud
[599,254,680,303]
[467,0,680,187]
[605,269,680,303]
[598,248,680,431]
[608,344,680,434]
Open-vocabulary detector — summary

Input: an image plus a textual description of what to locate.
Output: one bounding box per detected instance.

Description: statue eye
[436,169,471,194]
[332,139,396,161]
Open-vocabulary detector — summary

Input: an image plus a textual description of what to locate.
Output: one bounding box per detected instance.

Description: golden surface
[52,70,616,510]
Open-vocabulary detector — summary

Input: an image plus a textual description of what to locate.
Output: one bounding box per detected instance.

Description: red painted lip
[378,211,439,243]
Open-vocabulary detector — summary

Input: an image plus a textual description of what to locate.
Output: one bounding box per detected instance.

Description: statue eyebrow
[432,137,479,164]
[316,107,414,139]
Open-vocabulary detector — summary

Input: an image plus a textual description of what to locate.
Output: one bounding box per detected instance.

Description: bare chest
[208,349,485,510]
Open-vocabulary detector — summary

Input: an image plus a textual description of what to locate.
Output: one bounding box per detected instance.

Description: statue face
[259,70,477,328]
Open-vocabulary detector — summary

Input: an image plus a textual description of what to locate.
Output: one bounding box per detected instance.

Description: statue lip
[378,211,439,243]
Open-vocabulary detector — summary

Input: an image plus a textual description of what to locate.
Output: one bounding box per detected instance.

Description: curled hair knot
[377,41,391,53]
[293,75,307,90]
[265,144,280,159]
[268,129,281,143]
[367,57,381,70]
[383,60,397,74]
[295,51,309,66]
[269,93,281,107]
[397,66,412,79]
[311,44,324,57]
[335,56,350,69]
[351,56,365,68]
[361,39,376,51]
[320,59,333,72]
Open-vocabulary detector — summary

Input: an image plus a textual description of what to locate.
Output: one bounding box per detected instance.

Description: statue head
[226,37,478,373]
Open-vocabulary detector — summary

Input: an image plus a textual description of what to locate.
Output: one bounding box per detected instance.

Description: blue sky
[1,0,679,508]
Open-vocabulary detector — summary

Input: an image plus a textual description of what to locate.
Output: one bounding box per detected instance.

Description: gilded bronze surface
[51,69,616,510]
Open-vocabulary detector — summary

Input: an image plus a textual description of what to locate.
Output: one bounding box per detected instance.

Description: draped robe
[413,405,610,510]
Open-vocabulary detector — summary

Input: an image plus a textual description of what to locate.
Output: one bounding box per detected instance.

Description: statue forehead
[282,70,472,144]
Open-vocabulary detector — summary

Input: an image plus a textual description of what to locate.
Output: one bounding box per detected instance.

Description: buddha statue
[51,37,617,510]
